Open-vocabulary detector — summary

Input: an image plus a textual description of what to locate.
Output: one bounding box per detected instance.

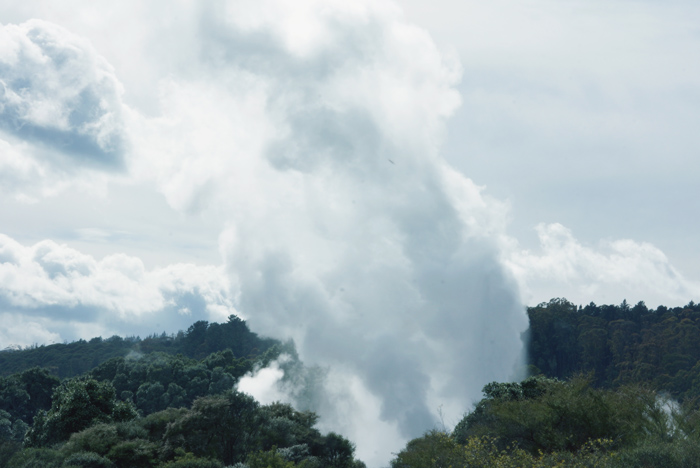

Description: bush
[161,451,223,468]
[391,434,619,468]
[247,450,295,468]
[7,448,64,468]
[61,424,119,457]
[0,441,23,468]
[105,439,158,468]
[62,451,114,468]
[612,439,700,468]
[457,376,660,453]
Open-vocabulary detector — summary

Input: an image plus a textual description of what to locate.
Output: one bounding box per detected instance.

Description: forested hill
[527,298,700,398]
[0,316,365,468]
[0,315,278,379]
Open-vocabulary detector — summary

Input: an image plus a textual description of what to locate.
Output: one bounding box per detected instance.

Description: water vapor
[132,1,529,464]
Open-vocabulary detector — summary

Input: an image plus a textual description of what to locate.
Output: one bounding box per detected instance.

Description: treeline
[392,376,700,467]
[6,298,700,467]
[0,316,364,468]
[527,297,700,398]
[5,377,364,468]
[0,316,277,379]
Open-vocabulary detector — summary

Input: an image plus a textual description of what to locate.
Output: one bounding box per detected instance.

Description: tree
[527,298,581,379]
[163,391,260,465]
[61,451,114,468]
[105,439,158,468]
[319,433,355,468]
[5,447,64,468]
[390,430,465,468]
[455,376,657,454]
[247,449,296,468]
[25,379,137,446]
[18,368,60,420]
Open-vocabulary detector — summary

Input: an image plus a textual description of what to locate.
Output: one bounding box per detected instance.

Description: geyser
[131,1,530,465]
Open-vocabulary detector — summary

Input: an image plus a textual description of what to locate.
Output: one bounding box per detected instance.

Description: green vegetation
[527,298,700,398]
[0,316,276,379]
[393,377,700,467]
[0,315,364,468]
[4,390,364,468]
[4,298,700,467]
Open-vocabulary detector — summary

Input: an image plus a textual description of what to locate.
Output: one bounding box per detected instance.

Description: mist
[160,2,530,465]
[127,1,529,464]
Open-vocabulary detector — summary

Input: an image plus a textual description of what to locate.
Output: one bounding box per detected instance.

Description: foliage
[0,441,23,468]
[0,367,59,426]
[456,375,665,453]
[25,379,137,446]
[6,447,64,468]
[160,449,223,468]
[62,451,114,468]
[391,431,619,468]
[0,315,276,380]
[394,370,700,468]
[162,392,260,465]
[104,439,159,468]
[60,421,149,460]
[247,449,297,468]
[87,350,253,416]
[1,318,365,468]
[527,298,700,399]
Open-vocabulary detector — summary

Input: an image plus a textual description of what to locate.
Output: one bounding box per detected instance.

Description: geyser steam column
[143,0,528,465]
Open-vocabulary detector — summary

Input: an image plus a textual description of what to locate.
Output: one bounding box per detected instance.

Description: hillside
[0,315,277,379]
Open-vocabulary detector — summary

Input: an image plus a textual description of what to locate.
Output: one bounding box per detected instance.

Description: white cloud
[0,19,128,201]
[0,233,238,343]
[506,223,700,308]
[0,313,61,349]
[0,19,126,157]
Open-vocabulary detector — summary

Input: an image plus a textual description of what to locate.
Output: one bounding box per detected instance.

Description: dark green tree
[25,379,137,446]
[162,391,260,465]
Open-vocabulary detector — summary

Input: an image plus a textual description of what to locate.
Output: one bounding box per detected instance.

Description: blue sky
[1,1,699,465]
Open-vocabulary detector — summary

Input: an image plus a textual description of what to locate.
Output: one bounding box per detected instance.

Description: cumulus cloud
[506,223,700,307]
[0,233,238,345]
[0,19,127,200]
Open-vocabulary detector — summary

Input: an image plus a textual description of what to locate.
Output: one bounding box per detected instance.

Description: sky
[1,1,699,466]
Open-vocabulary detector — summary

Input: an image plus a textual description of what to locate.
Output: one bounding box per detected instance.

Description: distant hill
[0,315,277,379]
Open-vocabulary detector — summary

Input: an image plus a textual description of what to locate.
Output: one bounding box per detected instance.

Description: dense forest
[3,299,700,467]
[527,297,700,398]
[0,316,364,468]
[0,316,277,379]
